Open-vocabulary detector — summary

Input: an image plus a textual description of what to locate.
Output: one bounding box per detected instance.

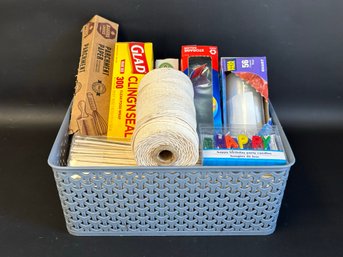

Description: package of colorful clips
[200,122,287,166]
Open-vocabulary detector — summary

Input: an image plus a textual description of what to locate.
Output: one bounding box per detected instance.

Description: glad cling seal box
[107,42,154,141]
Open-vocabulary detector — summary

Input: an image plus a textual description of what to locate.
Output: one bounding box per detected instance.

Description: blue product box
[201,125,287,166]
[221,57,269,127]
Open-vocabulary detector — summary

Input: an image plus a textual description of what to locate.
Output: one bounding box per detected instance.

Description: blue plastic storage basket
[48,104,295,236]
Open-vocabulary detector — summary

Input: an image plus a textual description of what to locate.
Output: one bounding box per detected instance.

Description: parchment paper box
[69,15,119,136]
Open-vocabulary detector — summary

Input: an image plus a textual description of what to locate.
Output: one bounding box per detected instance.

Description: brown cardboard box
[69,15,119,135]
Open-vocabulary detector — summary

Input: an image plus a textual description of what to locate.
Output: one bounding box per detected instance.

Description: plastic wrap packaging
[226,73,265,132]
[200,125,286,166]
[68,135,136,166]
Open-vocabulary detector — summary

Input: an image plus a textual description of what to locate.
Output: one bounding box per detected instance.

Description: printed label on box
[181,45,222,128]
[69,15,119,136]
[107,42,154,141]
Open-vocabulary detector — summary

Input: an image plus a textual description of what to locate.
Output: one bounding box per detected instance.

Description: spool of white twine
[132,68,199,166]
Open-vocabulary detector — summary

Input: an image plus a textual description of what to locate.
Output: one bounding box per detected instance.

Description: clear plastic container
[200,124,287,166]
